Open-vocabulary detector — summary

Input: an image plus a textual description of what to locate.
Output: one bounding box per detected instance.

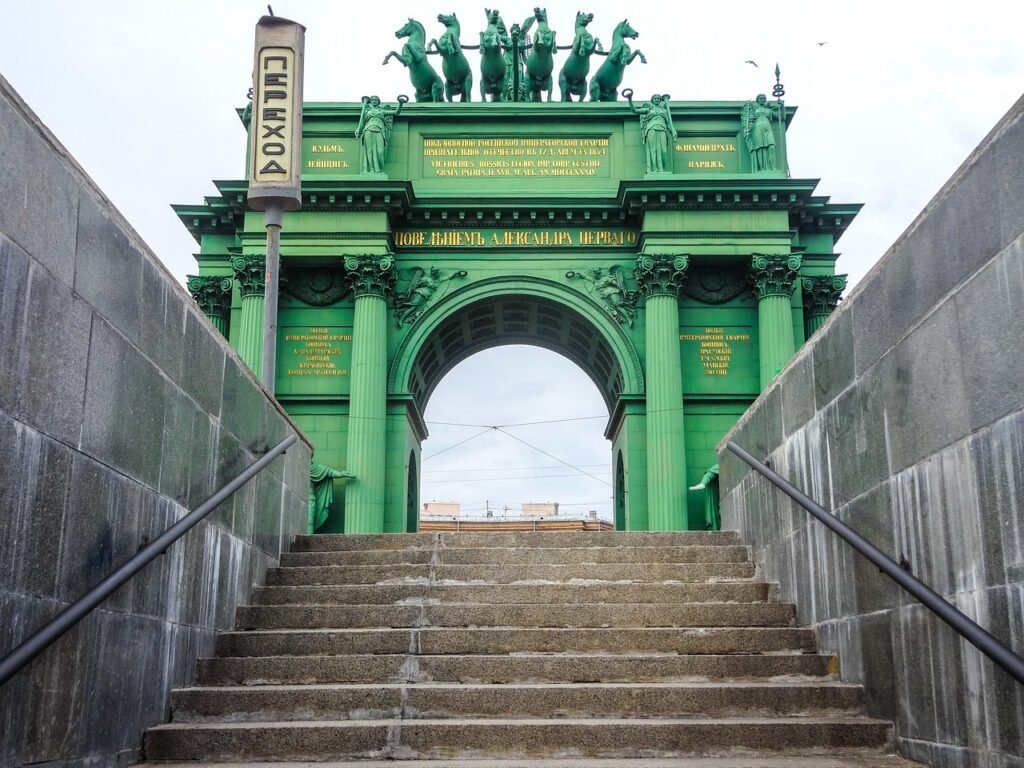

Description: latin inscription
[394,229,638,248]
[423,137,611,178]
[285,327,351,377]
[681,326,752,376]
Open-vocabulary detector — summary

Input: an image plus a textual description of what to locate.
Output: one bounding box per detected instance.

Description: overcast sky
[3,1,1022,519]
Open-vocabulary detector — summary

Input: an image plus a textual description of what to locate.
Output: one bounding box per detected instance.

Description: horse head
[437,12,458,28]
[534,7,548,24]
[395,18,417,39]
[575,11,594,29]
[615,19,638,40]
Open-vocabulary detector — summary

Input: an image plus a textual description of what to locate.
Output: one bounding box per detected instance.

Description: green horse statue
[558,11,600,102]
[521,7,557,102]
[383,18,444,102]
[479,8,507,102]
[428,13,473,102]
[589,19,646,101]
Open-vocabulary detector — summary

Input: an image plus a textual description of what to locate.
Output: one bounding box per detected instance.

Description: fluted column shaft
[635,254,690,531]
[751,254,801,388]
[231,255,266,374]
[343,255,396,534]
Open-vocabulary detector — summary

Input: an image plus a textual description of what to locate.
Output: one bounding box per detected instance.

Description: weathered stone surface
[0,77,311,768]
[780,349,815,437]
[720,93,1024,768]
[0,89,79,287]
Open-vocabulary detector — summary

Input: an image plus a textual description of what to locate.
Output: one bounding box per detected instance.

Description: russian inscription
[284,327,351,377]
[423,137,610,177]
[680,326,753,377]
[393,229,637,248]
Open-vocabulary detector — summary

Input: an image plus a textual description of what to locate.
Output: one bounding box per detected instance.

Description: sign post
[247,14,305,393]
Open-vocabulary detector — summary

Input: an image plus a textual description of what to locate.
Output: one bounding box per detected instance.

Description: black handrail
[0,434,298,687]
[727,440,1024,686]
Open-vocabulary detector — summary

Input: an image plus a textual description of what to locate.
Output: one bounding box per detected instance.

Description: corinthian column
[342,254,396,534]
[186,275,233,337]
[231,255,266,374]
[802,274,848,337]
[751,254,801,388]
[635,254,690,531]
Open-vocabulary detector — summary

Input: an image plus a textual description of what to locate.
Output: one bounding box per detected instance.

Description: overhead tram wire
[422,427,496,461]
[493,427,612,487]
[423,463,610,474]
[426,414,608,428]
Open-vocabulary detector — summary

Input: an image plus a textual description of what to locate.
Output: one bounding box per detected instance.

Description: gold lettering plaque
[393,229,638,249]
[423,137,611,178]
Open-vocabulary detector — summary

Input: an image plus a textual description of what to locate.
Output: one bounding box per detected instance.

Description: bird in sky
[817,41,828,46]
[744,60,758,67]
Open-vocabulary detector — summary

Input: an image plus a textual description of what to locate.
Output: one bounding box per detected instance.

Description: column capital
[802,274,848,316]
[751,253,802,299]
[231,254,266,298]
[344,253,397,299]
[186,275,232,317]
[634,254,689,298]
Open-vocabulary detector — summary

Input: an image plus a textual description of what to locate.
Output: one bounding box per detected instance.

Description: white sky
[3,1,1022,519]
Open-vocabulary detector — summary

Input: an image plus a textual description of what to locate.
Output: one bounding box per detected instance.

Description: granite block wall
[719,93,1024,768]
[0,75,311,767]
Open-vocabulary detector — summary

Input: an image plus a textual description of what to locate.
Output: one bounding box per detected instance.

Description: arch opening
[419,345,613,527]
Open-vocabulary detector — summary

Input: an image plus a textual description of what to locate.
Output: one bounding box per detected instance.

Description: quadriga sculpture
[558,11,600,101]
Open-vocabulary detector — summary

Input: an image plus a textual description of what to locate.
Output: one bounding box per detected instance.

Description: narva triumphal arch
[181,12,857,534]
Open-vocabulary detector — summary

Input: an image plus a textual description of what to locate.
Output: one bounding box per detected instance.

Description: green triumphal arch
[181,14,857,534]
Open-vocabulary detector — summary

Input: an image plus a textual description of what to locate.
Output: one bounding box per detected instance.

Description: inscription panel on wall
[302,138,359,176]
[276,326,352,395]
[680,325,757,393]
[674,137,740,172]
[394,228,637,249]
[423,136,611,178]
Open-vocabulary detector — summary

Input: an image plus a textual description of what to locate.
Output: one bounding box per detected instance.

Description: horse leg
[432,81,444,102]
[559,72,570,101]
[589,78,601,102]
[460,75,472,101]
[544,75,553,101]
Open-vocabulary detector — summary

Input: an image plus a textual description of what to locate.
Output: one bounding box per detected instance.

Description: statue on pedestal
[624,89,676,174]
[742,94,779,173]
[355,95,408,175]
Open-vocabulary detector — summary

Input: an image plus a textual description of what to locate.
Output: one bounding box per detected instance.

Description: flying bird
[817,41,828,46]
[744,60,758,68]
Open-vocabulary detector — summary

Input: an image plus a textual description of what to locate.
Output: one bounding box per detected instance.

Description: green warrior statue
[355,95,408,175]
[742,94,778,173]
[309,459,355,534]
[624,90,676,174]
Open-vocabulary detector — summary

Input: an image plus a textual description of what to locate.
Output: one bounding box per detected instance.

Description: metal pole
[0,434,297,687]
[727,440,1024,686]
[261,203,283,393]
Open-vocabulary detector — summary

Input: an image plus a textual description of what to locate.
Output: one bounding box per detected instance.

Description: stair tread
[140,760,922,768]
[177,681,859,692]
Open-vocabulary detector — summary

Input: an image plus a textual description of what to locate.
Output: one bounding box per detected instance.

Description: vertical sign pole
[262,204,283,390]
[247,14,305,393]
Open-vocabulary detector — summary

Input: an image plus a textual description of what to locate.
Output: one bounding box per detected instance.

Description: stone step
[170,681,866,723]
[252,581,773,606]
[233,602,796,630]
[280,545,751,567]
[266,561,757,586]
[290,531,741,552]
[197,652,838,686]
[144,717,894,761]
[138,759,925,768]
[215,627,817,657]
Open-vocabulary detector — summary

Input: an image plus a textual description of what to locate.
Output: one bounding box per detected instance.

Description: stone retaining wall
[719,93,1024,768]
[0,76,311,767]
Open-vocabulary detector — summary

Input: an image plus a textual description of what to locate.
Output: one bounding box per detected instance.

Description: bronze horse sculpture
[479,8,508,101]
[383,18,445,102]
[521,7,557,102]
[428,13,473,102]
[589,19,646,101]
[558,11,600,102]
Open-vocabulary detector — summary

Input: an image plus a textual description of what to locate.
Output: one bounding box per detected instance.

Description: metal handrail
[727,440,1024,686]
[0,434,298,687]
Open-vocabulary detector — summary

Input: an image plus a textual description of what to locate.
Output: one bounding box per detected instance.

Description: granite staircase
[144,531,922,767]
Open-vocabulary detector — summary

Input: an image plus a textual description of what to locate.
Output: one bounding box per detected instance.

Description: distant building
[422,501,461,517]
[522,502,559,516]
